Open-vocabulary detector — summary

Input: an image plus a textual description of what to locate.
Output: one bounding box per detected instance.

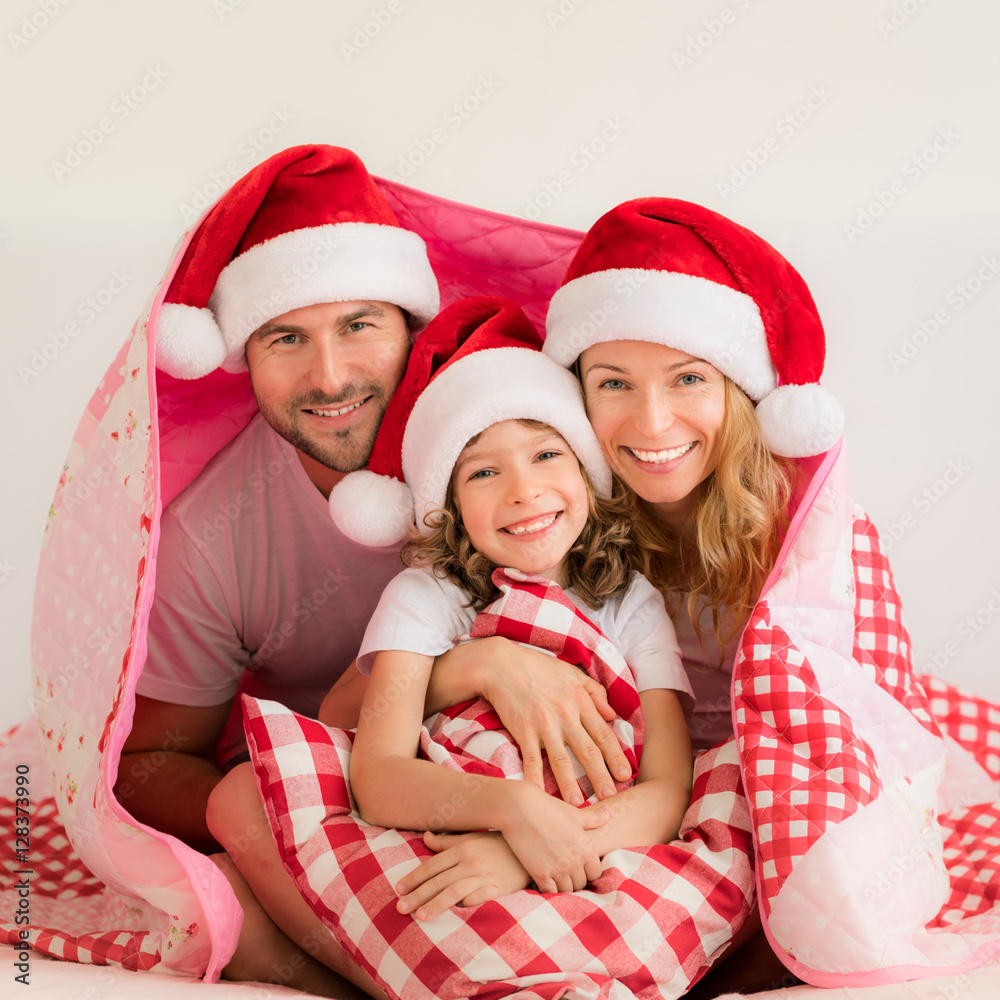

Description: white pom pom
[329,470,414,547]
[155,303,228,379]
[755,383,845,458]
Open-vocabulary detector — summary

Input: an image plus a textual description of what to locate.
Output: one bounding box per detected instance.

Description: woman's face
[579,340,727,524]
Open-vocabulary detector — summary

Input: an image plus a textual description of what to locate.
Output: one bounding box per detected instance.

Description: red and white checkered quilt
[244,568,755,1000]
[732,450,1000,986]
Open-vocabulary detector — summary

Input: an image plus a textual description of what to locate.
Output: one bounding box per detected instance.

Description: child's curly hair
[402,420,635,611]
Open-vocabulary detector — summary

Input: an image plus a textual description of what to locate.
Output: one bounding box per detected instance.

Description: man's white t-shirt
[137,413,402,764]
[357,567,694,711]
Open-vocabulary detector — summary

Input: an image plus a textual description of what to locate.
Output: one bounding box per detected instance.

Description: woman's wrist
[468,635,509,702]
[426,638,500,713]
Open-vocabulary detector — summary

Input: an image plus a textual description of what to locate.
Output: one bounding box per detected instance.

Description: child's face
[451,420,590,588]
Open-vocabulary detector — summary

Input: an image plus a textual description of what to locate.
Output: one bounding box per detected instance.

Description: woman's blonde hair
[621,378,794,649]
[402,419,634,611]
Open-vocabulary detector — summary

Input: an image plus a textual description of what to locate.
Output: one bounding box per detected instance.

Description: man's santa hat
[543,198,844,458]
[330,296,612,548]
[156,144,440,380]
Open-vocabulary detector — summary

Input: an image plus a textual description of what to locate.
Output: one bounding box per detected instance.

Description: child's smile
[453,421,591,588]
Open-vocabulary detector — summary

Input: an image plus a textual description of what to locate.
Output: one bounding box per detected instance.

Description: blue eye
[275,333,299,345]
[537,450,560,462]
[599,378,626,390]
[469,469,495,481]
[346,321,369,333]
[679,373,702,386]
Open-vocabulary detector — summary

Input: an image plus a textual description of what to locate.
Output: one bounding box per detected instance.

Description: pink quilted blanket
[243,568,754,1000]
[3,171,999,989]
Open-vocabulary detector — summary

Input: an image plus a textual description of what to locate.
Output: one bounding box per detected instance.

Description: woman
[402,198,844,993]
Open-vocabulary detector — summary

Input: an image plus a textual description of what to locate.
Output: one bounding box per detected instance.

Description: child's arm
[395,687,692,919]
[350,649,609,893]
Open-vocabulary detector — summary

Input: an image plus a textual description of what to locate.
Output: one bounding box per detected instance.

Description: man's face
[245,300,410,478]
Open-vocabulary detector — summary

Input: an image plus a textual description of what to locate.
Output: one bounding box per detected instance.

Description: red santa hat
[155,144,440,380]
[330,296,612,548]
[543,198,844,458]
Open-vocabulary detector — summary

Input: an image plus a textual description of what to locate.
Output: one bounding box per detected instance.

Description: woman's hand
[396,831,531,921]
[427,636,632,804]
[498,783,609,893]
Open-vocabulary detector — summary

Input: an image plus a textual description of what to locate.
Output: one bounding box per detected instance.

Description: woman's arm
[318,639,632,805]
[350,649,609,892]
[425,637,633,803]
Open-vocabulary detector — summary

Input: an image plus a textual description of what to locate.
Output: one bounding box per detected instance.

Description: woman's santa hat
[156,144,440,380]
[330,295,612,548]
[543,197,844,458]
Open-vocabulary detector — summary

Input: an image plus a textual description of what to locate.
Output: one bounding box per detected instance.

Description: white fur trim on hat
[544,268,777,400]
[755,383,845,458]
[329,468,414,548]
[210,223,440,373]
[155,302,228,380]
[403,348,612,533]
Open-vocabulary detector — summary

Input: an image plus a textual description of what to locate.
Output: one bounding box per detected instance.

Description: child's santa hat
[330,296,612,548]
[543,198,844,458]
[155,144,439,380]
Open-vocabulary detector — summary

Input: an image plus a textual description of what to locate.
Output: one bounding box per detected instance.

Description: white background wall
[2,0,999,733]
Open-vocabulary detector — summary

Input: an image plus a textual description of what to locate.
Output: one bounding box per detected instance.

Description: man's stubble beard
[254,383,389,474]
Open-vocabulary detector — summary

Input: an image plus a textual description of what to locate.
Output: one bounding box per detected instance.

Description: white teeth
[630,442,695,464]
[503,513,558,535]
[308,400,364,417]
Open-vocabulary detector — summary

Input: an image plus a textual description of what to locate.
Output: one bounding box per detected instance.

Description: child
[209,296,712,1000]
[332,295,695,913]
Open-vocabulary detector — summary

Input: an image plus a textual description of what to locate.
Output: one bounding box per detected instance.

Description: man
[116,145,440,851]
[116,143,633,996]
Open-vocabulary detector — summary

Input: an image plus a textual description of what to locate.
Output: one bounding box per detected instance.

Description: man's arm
[115,694,234,853]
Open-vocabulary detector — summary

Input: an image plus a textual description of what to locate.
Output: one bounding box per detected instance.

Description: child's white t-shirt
[357,567,694,709]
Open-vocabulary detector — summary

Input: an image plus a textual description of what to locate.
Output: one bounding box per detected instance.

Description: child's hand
[395,831,531,921]
[499,784,609,893]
